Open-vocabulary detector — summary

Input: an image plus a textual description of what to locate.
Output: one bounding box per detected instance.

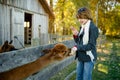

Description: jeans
[76,61,95,80]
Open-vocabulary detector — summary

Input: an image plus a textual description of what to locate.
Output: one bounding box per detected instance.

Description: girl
[71,7,99,80]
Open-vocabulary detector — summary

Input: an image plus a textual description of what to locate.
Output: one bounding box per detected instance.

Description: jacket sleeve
[73,35,79,43]
[73,27,81,44]
[76,26,99,51]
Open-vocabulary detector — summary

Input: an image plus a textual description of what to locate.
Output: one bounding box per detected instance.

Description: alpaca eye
[64,51,67,53]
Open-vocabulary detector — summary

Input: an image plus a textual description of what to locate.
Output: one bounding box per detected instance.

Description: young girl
[71,7,99,80]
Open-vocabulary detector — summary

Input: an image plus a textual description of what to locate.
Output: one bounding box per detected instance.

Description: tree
[54,0,77,35]
[53,0,120,37]
[48,0,55,33]
[90,0,120,37]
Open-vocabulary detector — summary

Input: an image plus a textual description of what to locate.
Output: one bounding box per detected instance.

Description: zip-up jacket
[73,21,99,62]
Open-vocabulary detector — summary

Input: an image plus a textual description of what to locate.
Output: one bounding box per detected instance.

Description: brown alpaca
[42,47,71,56]
[41,48,51,56]
[0,43,70,80]
[0,40,18,53]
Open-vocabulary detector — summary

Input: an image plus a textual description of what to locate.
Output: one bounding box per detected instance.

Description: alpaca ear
[51,48,57,56]
[9,40,13,44]
[2,41,8,49]
[2,41,9,49]
[4,40,9,44]
[42,49,51,53]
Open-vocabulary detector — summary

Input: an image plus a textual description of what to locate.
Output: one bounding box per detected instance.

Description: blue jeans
[76,61,95,80]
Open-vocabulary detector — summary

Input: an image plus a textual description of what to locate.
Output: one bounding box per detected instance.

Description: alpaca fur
[0,43,70,80]
[42,47,71,56]
[41,48,51,56]
[0,40,18,53]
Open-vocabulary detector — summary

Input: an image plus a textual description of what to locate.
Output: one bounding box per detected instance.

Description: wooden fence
[0,40,75,80]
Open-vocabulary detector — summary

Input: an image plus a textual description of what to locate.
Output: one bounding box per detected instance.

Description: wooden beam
[39,0,55,19]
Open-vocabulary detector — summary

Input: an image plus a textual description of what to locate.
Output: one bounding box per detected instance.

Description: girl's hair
[76,7,92,20]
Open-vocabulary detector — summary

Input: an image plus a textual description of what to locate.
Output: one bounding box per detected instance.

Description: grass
[50,61,76,80]
[50,39,120,80]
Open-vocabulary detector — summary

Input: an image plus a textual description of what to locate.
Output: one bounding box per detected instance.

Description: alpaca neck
[0,53,53,80]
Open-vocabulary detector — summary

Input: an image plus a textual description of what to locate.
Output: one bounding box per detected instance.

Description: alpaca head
[0,40,18,53]
[49,43,70,60]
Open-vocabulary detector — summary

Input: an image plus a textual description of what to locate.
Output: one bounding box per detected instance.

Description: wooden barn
[0,0,54,48]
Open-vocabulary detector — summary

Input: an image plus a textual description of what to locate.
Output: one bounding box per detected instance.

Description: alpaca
[0,40,18,53]
[42,47,71,56]
[41,48,51,56]
[0,43,70,80]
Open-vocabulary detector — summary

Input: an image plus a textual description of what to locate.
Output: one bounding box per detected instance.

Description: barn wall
[32,14,49,45]
[0,4,11,44]
[0,0,49,48]
[0,0,46,15]
[32,14,49,38]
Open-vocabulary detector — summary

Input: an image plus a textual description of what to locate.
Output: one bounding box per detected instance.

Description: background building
[0,0,54,48]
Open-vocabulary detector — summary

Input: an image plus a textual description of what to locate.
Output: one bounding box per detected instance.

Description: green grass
[50,61,76,80]
[50,39,120,80]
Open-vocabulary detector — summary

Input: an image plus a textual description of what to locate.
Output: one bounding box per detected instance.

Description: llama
[0,40,18,53]
[0,43,70,80]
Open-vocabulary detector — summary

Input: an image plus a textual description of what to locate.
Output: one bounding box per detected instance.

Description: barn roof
[39,0,55,19]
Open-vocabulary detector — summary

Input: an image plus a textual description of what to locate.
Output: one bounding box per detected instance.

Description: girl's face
[78,19,88,25]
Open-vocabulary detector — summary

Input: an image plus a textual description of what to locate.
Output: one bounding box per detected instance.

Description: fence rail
[31,34,73,46]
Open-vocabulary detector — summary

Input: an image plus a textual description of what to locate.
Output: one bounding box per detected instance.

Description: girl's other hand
[70,26,78,35]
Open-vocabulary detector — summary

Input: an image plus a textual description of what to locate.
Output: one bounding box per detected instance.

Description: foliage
[89,0,120,37]
[51,0,120,37]
[53,0,77,35]
[106,42,120,80]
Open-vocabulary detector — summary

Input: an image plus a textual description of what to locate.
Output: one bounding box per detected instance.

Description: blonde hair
[76,7,92,20]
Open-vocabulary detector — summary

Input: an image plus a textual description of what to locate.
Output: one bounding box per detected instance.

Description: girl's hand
[70,46,77,55]
[70,26,78,35]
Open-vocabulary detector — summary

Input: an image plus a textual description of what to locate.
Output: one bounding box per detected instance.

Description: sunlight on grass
[98,64,108,74]
[99,57,106,61]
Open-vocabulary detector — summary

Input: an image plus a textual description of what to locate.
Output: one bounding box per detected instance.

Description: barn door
[11,8,24,48]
